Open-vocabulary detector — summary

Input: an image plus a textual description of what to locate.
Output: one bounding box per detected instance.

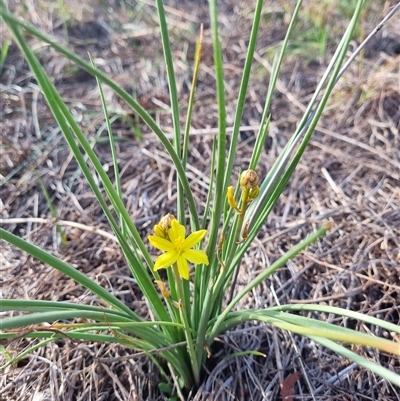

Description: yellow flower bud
[154,224,165,238]
[240,170,259,189]
[154,213,176,238]
[227,186,237,208]
[159,213,176,231]
[248,185,259,200]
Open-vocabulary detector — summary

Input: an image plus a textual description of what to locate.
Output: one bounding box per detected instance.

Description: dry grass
[1,0,399,400]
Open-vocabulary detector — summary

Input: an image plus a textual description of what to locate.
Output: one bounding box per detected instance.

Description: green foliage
[0,0,399,396]
[0,40,10,75]
[283,0,376,60]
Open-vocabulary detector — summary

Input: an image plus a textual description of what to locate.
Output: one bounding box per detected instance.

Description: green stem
[205,0,227,281]
[212,187,250,306]
[171,263,200,387]
[196,187,252,365]
[195,277,213,371]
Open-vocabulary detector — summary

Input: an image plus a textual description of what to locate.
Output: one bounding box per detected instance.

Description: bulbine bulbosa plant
[1,0,399,397]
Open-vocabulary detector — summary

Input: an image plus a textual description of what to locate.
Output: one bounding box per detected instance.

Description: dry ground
[1,0,399,400]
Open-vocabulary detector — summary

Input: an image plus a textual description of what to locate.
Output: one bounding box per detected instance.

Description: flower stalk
[171,262,200,387]
[213,170,260,304]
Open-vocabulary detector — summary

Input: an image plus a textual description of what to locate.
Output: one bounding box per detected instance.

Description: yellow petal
[148,235,175,252]
[183,229,207,250]
[168,219,186,243]
[182,249,209,266]
[154,251,178,270]
[176,255,190,280]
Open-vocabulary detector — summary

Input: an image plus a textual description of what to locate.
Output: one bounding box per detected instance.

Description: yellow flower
[153,213,176,238]
[148,219,209,280]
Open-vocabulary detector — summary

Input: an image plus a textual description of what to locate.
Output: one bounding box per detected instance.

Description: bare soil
[1,0,399,400]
